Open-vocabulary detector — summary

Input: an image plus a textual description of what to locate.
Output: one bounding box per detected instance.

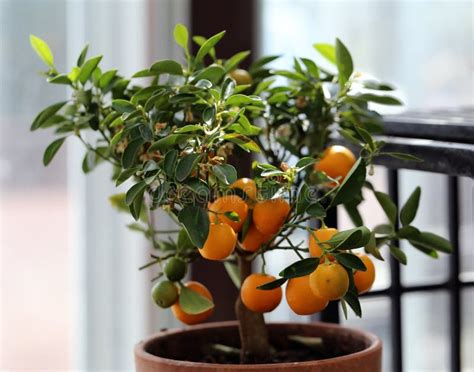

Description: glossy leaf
[175,154,201,182]
[43,137,66,166]
[257,277,287,290]
[408,232,453,253]
[125,181,147,206]
[335,253,366,271]
[400,187,421,226]
[31,101,68,131]
[279,258,319,279]
[78,55,103,84]
[335,38,353,87]
[173,23,189,54]
[30,35,54,67]
[356,93,402,106]
[179,286,214,315]
[195,31,226,63]
[374,191,397,225]
[330,158,366,206]
[224,262,241,288]
[313,43,336,64]
[389,244,407,265]
[121,138,144,169]
[212,164,237,185]
[150,60,183,75]
[178,205,210,248]
[76,43,89,67]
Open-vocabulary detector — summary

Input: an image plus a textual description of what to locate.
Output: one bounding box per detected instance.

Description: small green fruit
[229,69,253,86]
[164,257,187,281]
[151,280,179,308]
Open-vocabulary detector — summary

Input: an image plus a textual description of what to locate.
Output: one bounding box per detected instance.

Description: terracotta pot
[135,321,382,371]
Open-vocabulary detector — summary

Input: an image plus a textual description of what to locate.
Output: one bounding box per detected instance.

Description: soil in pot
[139,321,381,367]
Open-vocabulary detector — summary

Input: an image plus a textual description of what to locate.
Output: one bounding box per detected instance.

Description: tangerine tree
[29,25,452,363]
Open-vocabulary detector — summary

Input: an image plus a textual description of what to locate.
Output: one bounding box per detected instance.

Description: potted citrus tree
[30,24,452,371]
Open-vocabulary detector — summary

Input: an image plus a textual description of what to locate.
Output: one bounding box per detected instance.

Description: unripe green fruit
[164,257,187,281]
[151,280,179,308]
[229,69,253,86]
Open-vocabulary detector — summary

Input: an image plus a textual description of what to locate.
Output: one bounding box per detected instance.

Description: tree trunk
[235,255,271,363]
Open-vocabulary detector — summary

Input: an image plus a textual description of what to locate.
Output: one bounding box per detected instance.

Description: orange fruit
[208,195,248,232]
[200,223,237,260]
[241,273,282,313]
[309,262,349,301]
[241,224,272,253]
[309,227,338,261]
[286,275,328,315]
[171,281,214,325]
[253,198,290,235]
[230,177,257,200]
[229,69,253,85]
[314,145,356,183]
[354,254,376,294]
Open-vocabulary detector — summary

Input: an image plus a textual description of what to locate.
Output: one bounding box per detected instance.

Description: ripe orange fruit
[314,145,356,183]
[309,262,349,301]
[229,69,253,86]
[230,177,257,200]
[171,281,214,325]
[353,254,376,294]
[241,224,272,252]
[253,198,290,235]
[208,195,248,232]
[241,273,282,313]
[309,227,338,261]
[200,223,237,260]
[286,275,329,315]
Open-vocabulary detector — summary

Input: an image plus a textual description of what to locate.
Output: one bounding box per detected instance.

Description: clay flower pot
[135,321,382,371]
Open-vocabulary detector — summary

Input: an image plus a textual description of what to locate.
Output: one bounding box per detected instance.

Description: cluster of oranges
[240,230,376,316]
[163,145,373,323]
[201,178,291,260]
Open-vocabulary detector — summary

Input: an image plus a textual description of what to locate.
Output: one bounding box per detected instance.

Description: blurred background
[0,0,472,371]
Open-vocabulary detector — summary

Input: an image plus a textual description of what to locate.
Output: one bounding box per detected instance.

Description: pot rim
[135,320,382,369]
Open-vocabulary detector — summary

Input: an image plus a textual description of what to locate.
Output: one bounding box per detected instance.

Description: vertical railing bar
[388,169,403,372]
[448,176,461,372]
[319,207,340,324]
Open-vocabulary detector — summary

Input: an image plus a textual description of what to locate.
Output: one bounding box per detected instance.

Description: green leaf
[153,182,170,206]
[344,199,363,227]
[173,23,189,55]
[374,191,397,225]
[223,133,260,153]
[410,243,439,258]
[300,57,320,78]
[99,69,117,89]
[175,154,201,182]
[179,286,214,315]
[195,31,226,63]
[47,74,72,85]
[365,232,384,261]
[225,94,263,107]
[148,134,191,152]
[115,168,138,186]
[330,158,366,206]
[30,35,54,67]
[224,262,241,289]
[121,138,143,169]
[224,51,251,73]
[76,43,89,67]
[249,55,280,72]
[193,65,225,84]
[397,225,420,239]
[125,181,147,206]
[343,289,362,317]
[279,258,319,279]
[408,232,453,253]
[335,253,366,271]
[257,277,287,290]
[31,101,68,131]
[296,184,311,215]
[400,187,421,226]
[43,137,66,166]
[150,59,183,75]
[326,227,371,250]
[355,93,403,106]
[306,203,327,219]
[389,245,407,265]
[78,55,103,84]
[112,99,136,114]
[212,164,237,185]
[163,149,178,177]
[295,157,316,170]
[335,38,353,88]
[177,228,195,251]
[178,205,210,248]
[313,43,336,64]
[202,106,216,125]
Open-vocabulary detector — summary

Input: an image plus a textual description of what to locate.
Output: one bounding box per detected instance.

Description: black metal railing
[320,107,474,372]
